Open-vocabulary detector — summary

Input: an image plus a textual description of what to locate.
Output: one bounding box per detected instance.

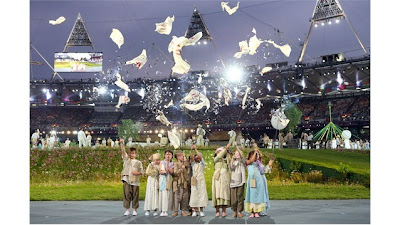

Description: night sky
[30,0,370,81]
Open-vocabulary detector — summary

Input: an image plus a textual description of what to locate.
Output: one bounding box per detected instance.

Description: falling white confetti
[114,73,131,92]
[49,16,66,25]
[125,49,147,69]
[221,2,240,15]
[155,15,175,35]
[110,28,124,49]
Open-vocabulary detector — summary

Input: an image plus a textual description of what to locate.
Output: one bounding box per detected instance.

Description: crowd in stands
[30,94,370,137]
[30,107,93,130]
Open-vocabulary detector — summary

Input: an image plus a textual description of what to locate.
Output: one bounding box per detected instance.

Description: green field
[30,180,370,201]
[54,61,101,68]
[30,147,370,200]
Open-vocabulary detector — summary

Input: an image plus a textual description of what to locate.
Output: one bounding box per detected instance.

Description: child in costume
[229,142,246,218]
[144,153,161,216]
[244,143,274,218]
[189,144,208,217]
[120,139,144,216]
[158,150,174,217]
[212,143,231,217]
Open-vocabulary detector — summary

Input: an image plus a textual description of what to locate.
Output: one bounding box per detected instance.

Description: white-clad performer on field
[64,138,71,148]
[196,124,205,147]
[146,135,152,147]
[49,134,56,149]
[77,127,87,148]
[31,129,40,147]
[86,133,92,147]
[228,129,237,146]
[127,137,134,148]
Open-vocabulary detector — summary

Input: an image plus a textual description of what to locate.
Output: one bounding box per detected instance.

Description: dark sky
[30,0,370,81]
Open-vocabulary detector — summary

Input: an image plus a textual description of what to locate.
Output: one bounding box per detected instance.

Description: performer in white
[228,129,237,146]
[204,137,209,148]
[86,133,92,147]
[31,129,40,147]
[144,153,161,216]
[101,138,107,146]
[127,137,134,148]
[331,138,337,149]
[64,138,71,148]
[49,134,56,149]
[344,138,351,149]
[146,135,152,147]
[196,124,206,147]
[77,128,87,148]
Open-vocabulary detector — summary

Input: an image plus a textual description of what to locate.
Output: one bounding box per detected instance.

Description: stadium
[28,0,372,224]
[30,54,370,148]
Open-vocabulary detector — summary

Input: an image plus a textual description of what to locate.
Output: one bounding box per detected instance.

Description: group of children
[119,138,274,219]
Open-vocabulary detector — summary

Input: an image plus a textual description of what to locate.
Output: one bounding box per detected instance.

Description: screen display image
[54,52,103,72]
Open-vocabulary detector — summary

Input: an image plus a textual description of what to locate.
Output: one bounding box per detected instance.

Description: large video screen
[54,52,103,72]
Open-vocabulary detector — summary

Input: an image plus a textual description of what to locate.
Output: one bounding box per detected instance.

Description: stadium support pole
[344,15,367,54]
[298,21,314,63]
[30,43,64,81]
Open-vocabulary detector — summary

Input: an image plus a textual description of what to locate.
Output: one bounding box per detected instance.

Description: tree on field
[117,119,141,141]
[284,103,303,136]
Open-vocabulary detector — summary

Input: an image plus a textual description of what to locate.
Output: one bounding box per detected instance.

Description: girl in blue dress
[244,144,274,218]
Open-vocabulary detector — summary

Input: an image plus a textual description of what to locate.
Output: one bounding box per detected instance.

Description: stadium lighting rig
[298,0,367,63]
[226,66,243,83]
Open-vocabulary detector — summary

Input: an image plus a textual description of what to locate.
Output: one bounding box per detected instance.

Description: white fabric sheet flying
[241,86,251,109]
[115,96,130,108]
[114,73,131,92]
[270,107,290,130]
[197,73,203,84]
[164,100,174,108]
[156,110,171,126]
[248,31,264,55]
[180,89,210,111]
[271,115,290,130]
[110,28,124,49]
[49,16,65,25]
[125,49,147,69]
[255,98,263,111]
[234,41,250,58]
[265,40,291,57]
[224,88,232,106]
[167,131,180,149]
[260,67,273,75]
[221,2,240,15]
[168,32,203,74]
[155,15,175,35]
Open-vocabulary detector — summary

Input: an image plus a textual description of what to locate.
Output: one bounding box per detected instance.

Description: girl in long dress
[189,144,208,217]
[212,143,231,217]
[244,144,274,218]
[144,153,161,216]
[158,150,174,217]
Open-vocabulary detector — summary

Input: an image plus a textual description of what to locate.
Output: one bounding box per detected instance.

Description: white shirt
[228,130,236,138]
[77,130,86,140]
